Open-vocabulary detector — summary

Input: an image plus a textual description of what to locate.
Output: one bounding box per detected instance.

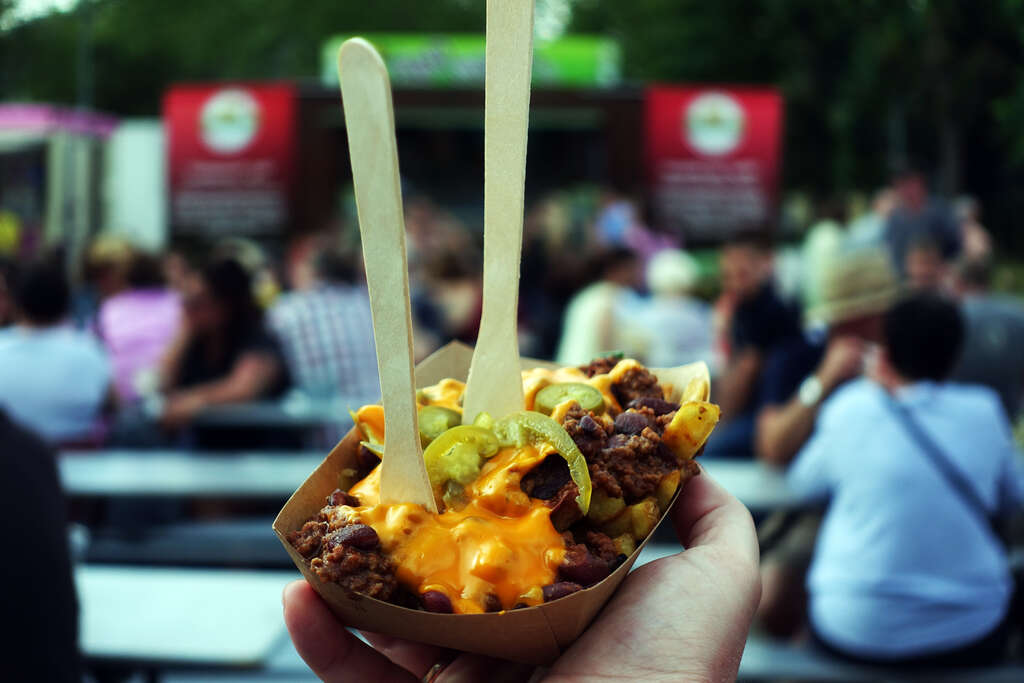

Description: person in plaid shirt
[269,247,379,401]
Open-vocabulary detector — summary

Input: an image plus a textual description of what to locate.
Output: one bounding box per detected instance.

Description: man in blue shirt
[791,294,1021,665]
[0,259,112,444]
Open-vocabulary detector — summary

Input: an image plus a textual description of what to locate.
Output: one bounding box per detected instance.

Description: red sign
[165,83,296,236]
[645,86,783,242]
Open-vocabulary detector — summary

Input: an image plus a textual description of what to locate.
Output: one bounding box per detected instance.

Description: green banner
[322,34,621,88]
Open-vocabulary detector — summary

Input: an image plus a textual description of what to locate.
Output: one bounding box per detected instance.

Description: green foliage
[4,0,1024,250]
[2,0,486,113]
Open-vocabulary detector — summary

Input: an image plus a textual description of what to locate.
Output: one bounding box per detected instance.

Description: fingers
[282,580,417,682]
[672,467,759,568]
[360,631,444,679]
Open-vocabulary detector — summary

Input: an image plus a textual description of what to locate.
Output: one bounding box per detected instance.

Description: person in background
[951,259,1024,421]
[754,248,899,636]
[800,197,846,320]
[269,243,379,400]
[954,196,993,267]
[213,237,281,309]
[162,240,199,293]
[847,187,896,249]
[0,257,16,327]
[96,250,182,404]
[0,410,80,682]
[756,247,899,466]
[630,249,713,369]
[0,259,112,444]
[884,166,961,276]
[706,235,801,458]
[159,258,290,436]
[77,235,133,328]
[789,294,1020,666]
[555,247,642,365]
[905,235,948,291]
[415,248,483,349]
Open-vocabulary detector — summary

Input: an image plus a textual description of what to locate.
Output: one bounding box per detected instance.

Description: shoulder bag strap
[885,393,997,526]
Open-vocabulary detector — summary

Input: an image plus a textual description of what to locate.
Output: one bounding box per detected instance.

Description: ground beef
[311,541,398,601]
[582,530,619,564]
[563,405,609,460]
[289,489,400,602]
[591,427,677,502]
[611,366,664,407]
[579,356,618,377]
[288,520,327,558]
[548,481,584,531]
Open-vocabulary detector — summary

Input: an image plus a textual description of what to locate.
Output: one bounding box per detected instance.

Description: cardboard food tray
[273,341,710,665]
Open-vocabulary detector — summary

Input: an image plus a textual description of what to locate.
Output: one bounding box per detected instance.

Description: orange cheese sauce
[343,365,649,614]
[354,379,466,443]
[346,443,567,613]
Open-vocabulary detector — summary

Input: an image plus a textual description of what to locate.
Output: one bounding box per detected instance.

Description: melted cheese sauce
[346,443,566,613]
[343,363,648,614]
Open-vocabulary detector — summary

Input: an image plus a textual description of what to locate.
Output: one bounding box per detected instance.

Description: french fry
[612,533,636,557]
[599,508,633,538]
[587,489,626,524]
[662,401,720,461]
[655,470,682,512]
[629,498,660,540]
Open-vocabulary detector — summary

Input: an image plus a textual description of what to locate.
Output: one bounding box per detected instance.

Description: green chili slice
[418,405,462,446]
[534,382,605,416]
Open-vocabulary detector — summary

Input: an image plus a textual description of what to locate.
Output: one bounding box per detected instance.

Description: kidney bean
[559,549,611,586]
[421,590,454,613]
[483,593,503,612]
[579,414,602,436]
[614,410,651,435]
[542,582,583,602]
[327,489,360,507]
[326,523,379,551]
[627,397,679,416]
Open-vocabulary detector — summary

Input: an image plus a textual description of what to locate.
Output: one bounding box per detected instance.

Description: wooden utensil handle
[462,0,535,424]
[338,39,436,512]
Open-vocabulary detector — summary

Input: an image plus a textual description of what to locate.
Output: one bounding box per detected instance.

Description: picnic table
[186,392,376,430]
[59,451,324,499]
[77,565,296,675]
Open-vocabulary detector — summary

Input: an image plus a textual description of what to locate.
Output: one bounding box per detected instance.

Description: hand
[816,336,865,393]
[282,470,761,682]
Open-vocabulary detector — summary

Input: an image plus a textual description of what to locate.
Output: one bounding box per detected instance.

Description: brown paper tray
[273,341,709,665]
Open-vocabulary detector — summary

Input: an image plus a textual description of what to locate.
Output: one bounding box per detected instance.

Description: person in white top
[789,293,1022,666]
[0,260,112,444]
[629,249,714,371]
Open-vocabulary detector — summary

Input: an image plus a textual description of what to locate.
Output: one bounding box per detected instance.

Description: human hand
[282,470,761,682]
[816,336,865,393]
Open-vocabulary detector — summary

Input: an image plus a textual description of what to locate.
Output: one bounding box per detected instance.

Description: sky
[2,0,79,30]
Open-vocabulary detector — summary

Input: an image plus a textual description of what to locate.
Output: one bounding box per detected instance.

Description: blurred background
[3,0,1024,681]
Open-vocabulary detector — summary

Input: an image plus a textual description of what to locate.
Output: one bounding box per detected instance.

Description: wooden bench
[739,633,1024,682]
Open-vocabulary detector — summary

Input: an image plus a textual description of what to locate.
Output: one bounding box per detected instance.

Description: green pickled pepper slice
[493,411,592,514]
[534,382,605,416]
[417,405,462,446]
[421,425,499,492]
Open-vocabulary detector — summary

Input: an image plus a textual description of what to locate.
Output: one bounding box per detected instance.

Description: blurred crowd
[1,164,1024,668]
